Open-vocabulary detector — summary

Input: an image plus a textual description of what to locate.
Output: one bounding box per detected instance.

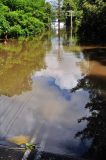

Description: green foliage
[25,143,36,150]
[0,0,51,38]
[0,16,10,36]
[63,0,106,43]
[63,0,83,31]
[63,0,77,11]
[9,25,23,36]
[78,0,106,43]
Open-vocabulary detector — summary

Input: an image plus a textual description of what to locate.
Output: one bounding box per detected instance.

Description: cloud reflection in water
[35,52,83,90]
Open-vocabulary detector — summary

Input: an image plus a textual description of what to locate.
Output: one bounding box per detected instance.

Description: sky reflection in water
[0,34,106,158]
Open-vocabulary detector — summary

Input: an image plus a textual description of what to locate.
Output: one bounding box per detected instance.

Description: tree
[63,0,106,43]
[72,76,106,159]
[71,47,106,159]
[77,0,106,43]
[0,0,52,38]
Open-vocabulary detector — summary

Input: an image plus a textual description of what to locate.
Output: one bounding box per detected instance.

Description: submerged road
[1,33,105,158]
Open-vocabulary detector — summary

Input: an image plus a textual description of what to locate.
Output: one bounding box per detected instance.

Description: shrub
[0,0,51,38]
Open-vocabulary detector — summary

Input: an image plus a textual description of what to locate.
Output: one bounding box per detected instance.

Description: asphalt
[0,147,86,160]
[0,147,24,160]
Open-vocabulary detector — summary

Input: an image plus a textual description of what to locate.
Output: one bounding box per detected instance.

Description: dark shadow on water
[58,139,90,158]
[82,48,106,66]
[71,74,106,160]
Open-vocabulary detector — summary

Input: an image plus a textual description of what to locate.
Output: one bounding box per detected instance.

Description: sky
[46,0,57,4]
[46,0,51,1]
[46,0,63,7]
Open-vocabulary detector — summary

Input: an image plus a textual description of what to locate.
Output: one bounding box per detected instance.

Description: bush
[0,0,51,38]
[77,0,106,43]
[0,16,10,37]
[9,25,23,37]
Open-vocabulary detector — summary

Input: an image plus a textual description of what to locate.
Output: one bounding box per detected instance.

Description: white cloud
[35,50,82,90]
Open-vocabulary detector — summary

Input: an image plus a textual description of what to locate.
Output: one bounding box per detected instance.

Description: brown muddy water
[0,31,106,159]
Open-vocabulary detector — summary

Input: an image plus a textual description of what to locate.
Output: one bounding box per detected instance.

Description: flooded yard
[0,31,106,159]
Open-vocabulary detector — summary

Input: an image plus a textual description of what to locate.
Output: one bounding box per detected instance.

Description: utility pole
[57,0,62,62]
[70,10,73,44]
[57,0,61,37]
[58,0,61,28]
[71,10,73,29]
[58,0,61,23]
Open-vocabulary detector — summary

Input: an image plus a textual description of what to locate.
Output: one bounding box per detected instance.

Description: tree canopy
[0,0,52,38]
[63,0,106,43]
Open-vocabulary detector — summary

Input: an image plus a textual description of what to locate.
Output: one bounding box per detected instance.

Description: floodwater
[0,30,106,159]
